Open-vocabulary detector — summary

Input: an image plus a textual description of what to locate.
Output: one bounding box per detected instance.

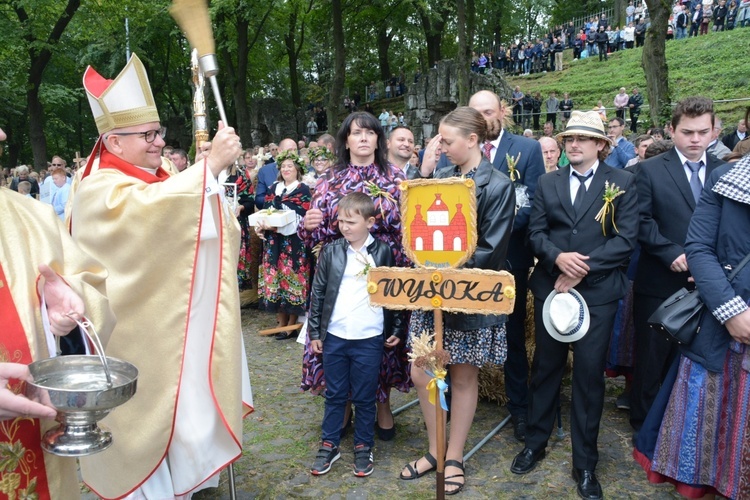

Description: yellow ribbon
[427,368,449,410]
[595,200,619,236]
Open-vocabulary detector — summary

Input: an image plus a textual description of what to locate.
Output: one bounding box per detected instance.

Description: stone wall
[248,98,302,146]
[246,59,512,147]
[403,59,512,146]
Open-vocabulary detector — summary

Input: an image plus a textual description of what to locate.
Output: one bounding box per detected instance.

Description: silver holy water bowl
[25,355,138,456]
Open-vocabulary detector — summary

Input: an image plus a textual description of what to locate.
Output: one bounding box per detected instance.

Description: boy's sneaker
[310,441,340,476]
[353,444,374,477]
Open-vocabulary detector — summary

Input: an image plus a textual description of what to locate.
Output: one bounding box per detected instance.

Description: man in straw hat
[71,53,253,499]
[511,110,638,500]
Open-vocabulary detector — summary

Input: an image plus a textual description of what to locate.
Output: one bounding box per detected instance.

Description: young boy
[17,180,33,198]
[308,192,406,477]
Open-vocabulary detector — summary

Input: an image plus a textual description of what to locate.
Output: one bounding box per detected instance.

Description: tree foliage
[1,0,624,167]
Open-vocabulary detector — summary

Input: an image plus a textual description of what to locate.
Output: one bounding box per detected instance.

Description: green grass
[505,29,750,126]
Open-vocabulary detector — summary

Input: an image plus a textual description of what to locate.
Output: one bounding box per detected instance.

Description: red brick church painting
[400,178,477,269]
[410,194,467,252]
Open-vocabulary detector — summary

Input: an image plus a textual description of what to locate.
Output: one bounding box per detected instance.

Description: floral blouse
[297,162,408,266]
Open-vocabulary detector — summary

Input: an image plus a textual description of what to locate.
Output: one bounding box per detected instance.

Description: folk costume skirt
[634,344,750,499]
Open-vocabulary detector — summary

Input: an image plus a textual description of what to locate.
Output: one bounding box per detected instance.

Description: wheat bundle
[169,0,215,57]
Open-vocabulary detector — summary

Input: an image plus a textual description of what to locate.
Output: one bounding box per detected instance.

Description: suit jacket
[254,162,279,209]
[634,148,724,298]
[9,176,40,197]
[606,137,637,169]
[437,131,545,271]
[528,162,638,306]
[676,11,688,28]
[721,129,744,151]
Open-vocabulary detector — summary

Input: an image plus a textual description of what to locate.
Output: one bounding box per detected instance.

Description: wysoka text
[377,276,508,304]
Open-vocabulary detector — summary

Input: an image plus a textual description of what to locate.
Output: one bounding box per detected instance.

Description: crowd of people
[3,46,750,500]
[472,0,749,76]
[508,86,650,137]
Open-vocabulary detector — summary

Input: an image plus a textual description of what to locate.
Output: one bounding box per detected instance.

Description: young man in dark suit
[440,90,546,441]
[511,111,638,500]
[629,97,725,431]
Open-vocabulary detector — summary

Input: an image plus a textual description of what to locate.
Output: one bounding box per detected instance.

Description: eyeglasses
[562,135,595,144]
[51,163,63,166]
[113,127,166,143]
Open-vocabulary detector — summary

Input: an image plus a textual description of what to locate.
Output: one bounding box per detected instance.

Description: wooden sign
[367,267,515,315]
[400,178,477,269]
[379,177,515,500]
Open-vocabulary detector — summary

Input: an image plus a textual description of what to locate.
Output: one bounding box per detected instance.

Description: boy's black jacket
[308,237,407,342]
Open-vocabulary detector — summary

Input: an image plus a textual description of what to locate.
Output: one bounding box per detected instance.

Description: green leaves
[0,440,25,474]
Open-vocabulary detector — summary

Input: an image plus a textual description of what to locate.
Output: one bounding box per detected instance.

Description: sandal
[444,459,465,495]
[399,452,437,480]
[274,331,296,340]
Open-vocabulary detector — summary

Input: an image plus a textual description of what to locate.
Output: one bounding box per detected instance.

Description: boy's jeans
[321,333,382,448]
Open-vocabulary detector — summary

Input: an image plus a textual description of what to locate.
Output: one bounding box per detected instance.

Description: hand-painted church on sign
[409,193,467,252]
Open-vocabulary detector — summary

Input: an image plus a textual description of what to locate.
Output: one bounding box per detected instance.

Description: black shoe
[274,331,295,340]
[353,444,374,477]
[510,447,546,474]
[444,459,465,495]
[400,452,437,480]
[310,441,340,475]
[511,414,527,442]
[616,391,630,411]
[572,468,603,500]
[375,421,396,441]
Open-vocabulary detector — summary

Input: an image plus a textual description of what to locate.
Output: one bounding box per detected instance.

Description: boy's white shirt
[327,234,385,340]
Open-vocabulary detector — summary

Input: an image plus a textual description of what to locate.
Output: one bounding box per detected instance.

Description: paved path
[193,308,681,499]
[86,308,680,498]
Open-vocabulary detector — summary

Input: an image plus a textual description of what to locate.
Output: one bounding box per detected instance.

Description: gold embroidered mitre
[83,53,160,135]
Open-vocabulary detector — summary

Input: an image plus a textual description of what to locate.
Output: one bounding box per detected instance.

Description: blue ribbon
[425,369,449,411]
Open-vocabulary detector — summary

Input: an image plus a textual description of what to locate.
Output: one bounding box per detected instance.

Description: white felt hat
[542,289,590,343]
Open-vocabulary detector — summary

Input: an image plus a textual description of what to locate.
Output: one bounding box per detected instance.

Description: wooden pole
[434,308,445,500]
[257,323,303,336]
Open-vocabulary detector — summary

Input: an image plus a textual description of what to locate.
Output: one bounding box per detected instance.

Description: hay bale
[478,290,536,404]
[478,363,508,405]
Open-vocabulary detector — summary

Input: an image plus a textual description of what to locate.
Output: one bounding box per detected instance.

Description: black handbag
[648,252,750,344]
[648,287,704,344]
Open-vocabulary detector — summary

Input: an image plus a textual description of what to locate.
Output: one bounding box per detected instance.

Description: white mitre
[83,53,160,135]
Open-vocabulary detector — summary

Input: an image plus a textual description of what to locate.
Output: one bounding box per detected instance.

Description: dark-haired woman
[400,107,515,494]
[298,111,411,439]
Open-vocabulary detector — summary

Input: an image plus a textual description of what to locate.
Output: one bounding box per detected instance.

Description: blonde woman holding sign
[401,107,516,495]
